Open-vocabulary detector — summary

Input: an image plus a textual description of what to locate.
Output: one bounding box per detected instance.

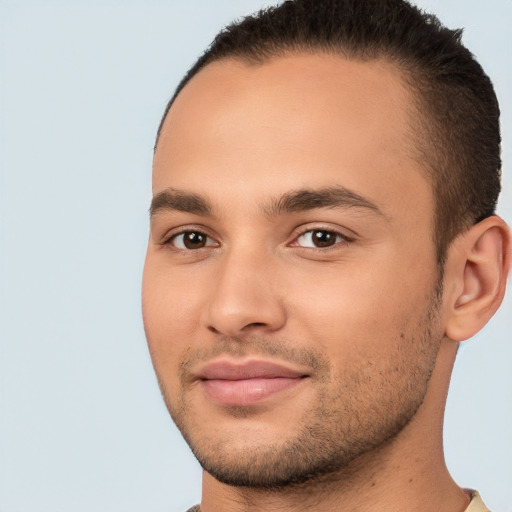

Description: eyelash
[291,227,354,250]
[161,226,354,252]
[161,228,218,251]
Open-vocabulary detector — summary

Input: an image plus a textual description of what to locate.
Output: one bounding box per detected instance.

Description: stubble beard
[155,285,444,490]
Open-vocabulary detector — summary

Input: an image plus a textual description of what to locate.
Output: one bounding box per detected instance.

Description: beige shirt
[466,490,491,512]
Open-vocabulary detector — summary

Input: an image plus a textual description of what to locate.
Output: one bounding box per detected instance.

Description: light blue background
[0,1,510,511]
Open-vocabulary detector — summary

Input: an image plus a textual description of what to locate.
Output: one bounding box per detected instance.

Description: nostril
[243,322,267,329]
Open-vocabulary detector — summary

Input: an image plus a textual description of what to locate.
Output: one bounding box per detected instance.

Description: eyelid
[172,232,217,250]
[288,225,356,249]
[160,225,220,248]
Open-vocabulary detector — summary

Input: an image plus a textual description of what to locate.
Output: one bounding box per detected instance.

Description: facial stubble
[155,286,444,490]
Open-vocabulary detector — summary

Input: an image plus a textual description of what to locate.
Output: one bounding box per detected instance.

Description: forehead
[154,53,431,221]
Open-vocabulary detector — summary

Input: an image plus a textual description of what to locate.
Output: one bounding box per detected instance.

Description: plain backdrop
[0,1,511,511]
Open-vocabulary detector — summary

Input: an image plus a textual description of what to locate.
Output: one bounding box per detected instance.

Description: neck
[200,340,469,512]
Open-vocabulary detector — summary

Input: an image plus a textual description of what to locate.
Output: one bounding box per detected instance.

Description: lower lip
[201,377,304,406]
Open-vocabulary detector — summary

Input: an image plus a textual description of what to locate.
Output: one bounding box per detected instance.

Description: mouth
[195,359,310,407]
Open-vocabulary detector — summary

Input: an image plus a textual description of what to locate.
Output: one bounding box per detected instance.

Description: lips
[196,360,309,406]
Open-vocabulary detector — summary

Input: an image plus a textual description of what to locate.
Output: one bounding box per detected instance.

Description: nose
[203,250,287,337]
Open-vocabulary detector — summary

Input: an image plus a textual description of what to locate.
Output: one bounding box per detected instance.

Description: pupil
[312,230,335,247]
[184,232,205,249]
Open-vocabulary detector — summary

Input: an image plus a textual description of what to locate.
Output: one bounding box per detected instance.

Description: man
[142,0,511,510]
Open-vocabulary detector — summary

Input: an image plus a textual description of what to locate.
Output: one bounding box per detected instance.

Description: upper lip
[196,359,309,381]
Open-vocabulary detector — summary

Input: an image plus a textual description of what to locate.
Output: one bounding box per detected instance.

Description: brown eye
[171,231,215,250]
[296,230,344,248]
[312,230,337,247]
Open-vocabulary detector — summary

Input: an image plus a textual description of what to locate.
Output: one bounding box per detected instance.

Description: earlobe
[444,216,511,342]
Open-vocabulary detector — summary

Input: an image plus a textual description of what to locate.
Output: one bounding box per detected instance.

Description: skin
[142,54,510,512]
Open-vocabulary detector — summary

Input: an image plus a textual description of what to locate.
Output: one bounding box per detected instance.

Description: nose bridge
[204,241,285,336]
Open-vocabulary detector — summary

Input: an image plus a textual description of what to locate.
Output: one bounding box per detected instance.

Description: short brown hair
[156,0,501,263]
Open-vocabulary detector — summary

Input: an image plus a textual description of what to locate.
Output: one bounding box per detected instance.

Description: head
[143,0,509,492]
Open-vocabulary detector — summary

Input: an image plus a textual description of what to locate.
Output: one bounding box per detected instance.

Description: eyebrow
[149,185,384,219]
[263,186,384,218]
[150,188,213,217]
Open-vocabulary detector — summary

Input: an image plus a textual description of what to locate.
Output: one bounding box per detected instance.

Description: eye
[169,231,217,250]
[295,229,346,248]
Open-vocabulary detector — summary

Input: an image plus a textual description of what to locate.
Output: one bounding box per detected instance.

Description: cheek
[285,258,435,361]
[142,254,203,376]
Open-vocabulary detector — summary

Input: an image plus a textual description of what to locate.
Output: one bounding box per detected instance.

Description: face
[143,54,444,488]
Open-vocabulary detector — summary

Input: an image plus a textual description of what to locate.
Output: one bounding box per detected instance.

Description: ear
[444,216,511,342]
